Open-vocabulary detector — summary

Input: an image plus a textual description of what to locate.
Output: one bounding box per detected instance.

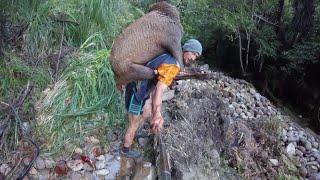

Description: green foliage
[38,41,124,151]
[1,0,138,57]
[0,53,49,100]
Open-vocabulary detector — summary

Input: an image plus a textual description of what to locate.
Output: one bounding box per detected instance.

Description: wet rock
[286,143,296,156]
[269,159,279,166]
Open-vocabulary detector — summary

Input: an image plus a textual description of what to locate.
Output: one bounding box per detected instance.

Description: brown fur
[109,1,183,86]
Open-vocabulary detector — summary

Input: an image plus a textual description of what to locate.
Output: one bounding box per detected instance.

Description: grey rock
[138,137,149,148]
[35,157,46,170]
[44,158,56,169]
[309,172,320,180]
[298,146,307,154]
[96,155,106,170]
[163,90,175,101]
[0,164,11,176]
[287,131,298,142]
[305,141,312,150]
[296,150,303,157]
[67,160,84,171]
[70,172,83,180]
[286,143,296,156]
[84,172,95,179]
[310,157,316,161]
[83,163,94,171]
[208,149,220,167]
[307,161,318,166]
[300,158,308,166]
[312,142,319,149]
[95,169,109,176]
[269,159,279,166]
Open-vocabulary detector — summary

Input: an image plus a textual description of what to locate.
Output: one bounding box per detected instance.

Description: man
[121,39,203,158]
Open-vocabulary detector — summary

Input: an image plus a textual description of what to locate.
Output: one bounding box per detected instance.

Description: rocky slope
[1,68,319,179]
[160,67,320,179]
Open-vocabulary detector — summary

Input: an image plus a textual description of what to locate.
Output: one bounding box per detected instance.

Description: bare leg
[123,113,143,148]
[123,98,152,148]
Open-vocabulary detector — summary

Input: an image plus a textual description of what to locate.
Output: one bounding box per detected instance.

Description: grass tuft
[37,40,125,152]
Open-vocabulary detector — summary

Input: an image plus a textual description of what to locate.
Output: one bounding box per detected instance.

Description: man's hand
[150,113,164,134]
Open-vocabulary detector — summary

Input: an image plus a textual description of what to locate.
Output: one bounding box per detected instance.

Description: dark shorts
[125,82,150,115]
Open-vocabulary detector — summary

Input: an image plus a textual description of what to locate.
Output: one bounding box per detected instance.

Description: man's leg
[123,113,142,148]
[121,99,152,158]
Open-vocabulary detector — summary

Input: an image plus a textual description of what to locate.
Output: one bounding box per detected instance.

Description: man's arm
[150,81,167,133]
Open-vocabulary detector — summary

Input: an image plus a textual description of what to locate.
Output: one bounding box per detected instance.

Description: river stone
[44,158,56,169]
[269,159,279,166]
[288,132,299,142]
[67,160,84,171]
[70,172,82,180]
[83,163,94,171]
[0,164,11,176]
[299,167,308,177]
[29,167,38,175]
[312,142,319,149]
[286,143,296,156]
[35,157,46,170]
[310,157,316,161]
[309,172,320,180]
[305,141,312,150]
[95,169,109,176]
[296,150,303,157]
[298,146,306,154]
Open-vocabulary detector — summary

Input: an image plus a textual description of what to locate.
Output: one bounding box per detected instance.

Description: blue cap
[182,39,202,55]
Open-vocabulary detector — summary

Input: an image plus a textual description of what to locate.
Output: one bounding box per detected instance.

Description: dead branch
[174,72,212,81]
[13,81,33,111]
[235,28,245,75]
[253,13,279,27]
[55,22,65,80]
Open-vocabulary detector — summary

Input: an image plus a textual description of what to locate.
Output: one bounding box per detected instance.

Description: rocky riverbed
[1,68,319,179]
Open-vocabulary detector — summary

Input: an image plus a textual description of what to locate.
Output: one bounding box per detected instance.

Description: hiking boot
[120,148,141,158]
